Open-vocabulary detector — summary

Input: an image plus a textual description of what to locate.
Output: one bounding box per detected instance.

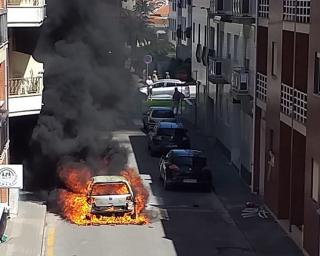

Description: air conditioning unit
[232,69,249,94]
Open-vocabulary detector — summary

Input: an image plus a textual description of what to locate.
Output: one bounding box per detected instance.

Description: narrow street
[44,127,254,256]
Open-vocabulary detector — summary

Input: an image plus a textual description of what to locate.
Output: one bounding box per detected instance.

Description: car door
[166,82,177,96]
[152,82,165,97]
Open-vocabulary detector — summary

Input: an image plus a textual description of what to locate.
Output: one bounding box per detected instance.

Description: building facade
[253,0,320,255]
[0,0,9,205]
[191,0,256,183]
[168,0,192,61]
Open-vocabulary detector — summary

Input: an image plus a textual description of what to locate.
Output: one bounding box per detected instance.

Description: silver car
[139,79,191,99]
[86,176,136,218]
[145,107,176,130]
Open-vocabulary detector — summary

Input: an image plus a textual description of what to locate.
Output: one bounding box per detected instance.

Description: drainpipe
[251,0,259,192]
[288,0,298,233]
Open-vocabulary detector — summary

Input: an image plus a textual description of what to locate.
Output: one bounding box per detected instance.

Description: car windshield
[157,128,185,136]
[173,156,206,169]
[151,110,174,118]
[91,182,130,196]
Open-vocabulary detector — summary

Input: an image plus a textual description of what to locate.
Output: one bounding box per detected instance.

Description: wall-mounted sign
[0,165,23,189]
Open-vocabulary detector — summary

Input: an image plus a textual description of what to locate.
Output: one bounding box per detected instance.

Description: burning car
[86,176,137,218]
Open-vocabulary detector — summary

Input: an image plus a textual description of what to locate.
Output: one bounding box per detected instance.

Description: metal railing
[258,0,269,18]
[232,0,250,16]
[281,83,307,124]
[8,0,44,6]
[9,76,43,96]
[283,0,310,24]
[256,72,267,102]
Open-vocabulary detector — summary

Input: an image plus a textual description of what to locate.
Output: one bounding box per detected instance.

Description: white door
[259,112,266,196]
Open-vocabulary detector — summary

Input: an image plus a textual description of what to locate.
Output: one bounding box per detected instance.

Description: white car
[86,176,136,218]
[139,79,191,99]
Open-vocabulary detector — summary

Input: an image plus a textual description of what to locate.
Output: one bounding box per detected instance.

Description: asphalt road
[44,125,255,256]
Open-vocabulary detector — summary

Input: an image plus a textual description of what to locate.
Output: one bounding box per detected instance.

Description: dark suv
[159,149,212,191]
[147,122,190,155]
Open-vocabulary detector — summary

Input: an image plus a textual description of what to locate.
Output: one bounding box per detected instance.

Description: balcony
[231,68,249,96]
[208,57,230,84]
[256,72,267,102]
[8,51,43,117]
[231,0,255,24]
[7,0,46,27]
[283,0,310,24]
[8,76,43,117]
[280,83,307,124]
[209,0,232,21]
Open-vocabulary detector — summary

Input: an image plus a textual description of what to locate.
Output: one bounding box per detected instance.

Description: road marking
[46,226,55,256]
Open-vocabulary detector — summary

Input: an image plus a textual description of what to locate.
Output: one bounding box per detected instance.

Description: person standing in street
[165,72,170,79]
[172,87,182,115]
[152,70,158,82]
[146,76,153,100]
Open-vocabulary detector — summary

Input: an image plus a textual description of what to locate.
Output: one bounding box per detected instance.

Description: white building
[192,0,256,184]
[7,0,46,214]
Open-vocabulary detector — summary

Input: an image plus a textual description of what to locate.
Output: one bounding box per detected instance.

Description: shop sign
[0,165,23,188]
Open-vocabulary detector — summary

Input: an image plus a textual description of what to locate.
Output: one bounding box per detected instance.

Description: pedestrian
[152,70,158,82]
[146,76,153,100]
[165,72,170,79]
[172,87,183,115]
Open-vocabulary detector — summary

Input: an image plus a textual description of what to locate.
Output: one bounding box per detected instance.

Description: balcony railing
[281,83,307,124]
[9,76,43,96]
[258,0,269,18]
[7,0,46,27]
[232,0,250,16]
[256,72,267,102]
[283,0,310,24]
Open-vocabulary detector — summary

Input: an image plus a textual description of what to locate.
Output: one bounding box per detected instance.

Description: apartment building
[0,0,9,205]
[168,0,192,61]
[253,0,320,255]
[191,0,256,183]
[7,0,46,215]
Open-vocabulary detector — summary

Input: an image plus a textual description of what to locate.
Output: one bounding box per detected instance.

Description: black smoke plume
[28,0,138,189]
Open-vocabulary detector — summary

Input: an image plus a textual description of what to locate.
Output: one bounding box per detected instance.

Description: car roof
[158,122,184,129]
[170,149,205,158]
[155,79,185,84]
[91,175,128,184]
[150,106,173,111]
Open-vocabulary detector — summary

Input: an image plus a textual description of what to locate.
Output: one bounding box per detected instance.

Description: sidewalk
[182,118,303,256]
[0,200,47,256]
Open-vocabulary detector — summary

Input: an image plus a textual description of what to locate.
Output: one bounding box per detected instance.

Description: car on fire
[159,149,212,191]
[143,107,176,131]
[86,176,136,218]
[147,122,190,155]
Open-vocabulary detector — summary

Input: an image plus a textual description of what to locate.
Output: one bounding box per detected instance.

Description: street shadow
[129,135,223,256]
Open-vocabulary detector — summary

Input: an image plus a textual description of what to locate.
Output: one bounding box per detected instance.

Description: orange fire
[57,165,149,225]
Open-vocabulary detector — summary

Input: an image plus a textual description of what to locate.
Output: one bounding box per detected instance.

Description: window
[312,159,319,202]
[172,0,176,11]
[234,35,239,62]
[153,82,165,88]
[271,42,278,76]
[226,33,231,59]
[210,27,215,49]
[192,22,195,43]
[166,83,177,87]
[198,24,201,44]
[182,17,187,41]
[314,52,320,95]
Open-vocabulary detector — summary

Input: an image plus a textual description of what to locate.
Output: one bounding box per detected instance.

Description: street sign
[144,55,153,64]
[0,165,23,188]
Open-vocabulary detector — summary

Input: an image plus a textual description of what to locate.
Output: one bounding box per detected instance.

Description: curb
[40,204,47,256]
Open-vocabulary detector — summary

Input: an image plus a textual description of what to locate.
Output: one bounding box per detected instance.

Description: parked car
[86,176,136,218]
[147,122,190,155]
[143,107,176,131]
[159,149,212,191]
[139,79,190,99]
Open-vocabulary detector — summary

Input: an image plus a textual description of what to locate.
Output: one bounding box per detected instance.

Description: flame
[57,166,149,225]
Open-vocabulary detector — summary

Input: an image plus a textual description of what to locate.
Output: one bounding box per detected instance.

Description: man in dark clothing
[172,87,183,115]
